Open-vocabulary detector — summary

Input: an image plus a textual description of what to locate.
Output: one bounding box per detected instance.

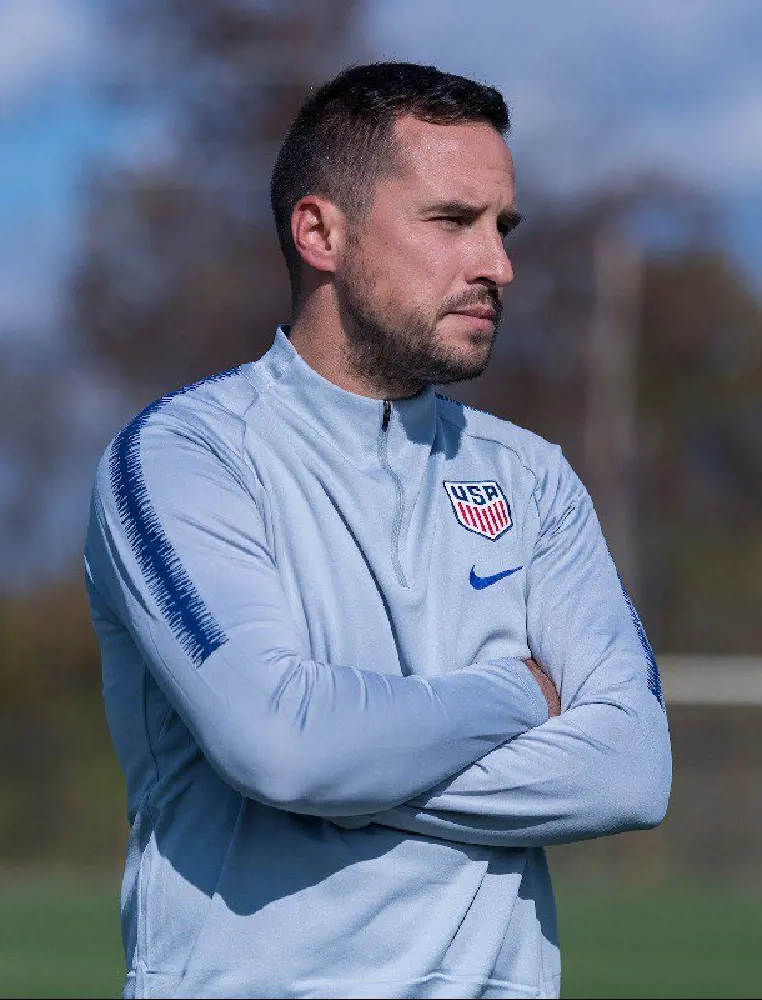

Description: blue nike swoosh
[469,565,523,590]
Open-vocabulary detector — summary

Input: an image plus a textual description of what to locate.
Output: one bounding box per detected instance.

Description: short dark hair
[270,61,510,293]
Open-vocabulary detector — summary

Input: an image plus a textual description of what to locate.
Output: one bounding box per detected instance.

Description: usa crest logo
[443,480,512,541]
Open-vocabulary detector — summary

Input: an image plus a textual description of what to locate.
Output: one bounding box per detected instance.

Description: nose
[469,228,514,288]
[495,251,514,287]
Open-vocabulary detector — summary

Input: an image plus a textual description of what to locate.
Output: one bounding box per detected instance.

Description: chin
[448,330,496,364]
[433,351,492,385]
[458,331,494,360]
[460,340,495,377]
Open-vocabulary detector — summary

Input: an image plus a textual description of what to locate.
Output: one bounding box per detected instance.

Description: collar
[245,326,439,471]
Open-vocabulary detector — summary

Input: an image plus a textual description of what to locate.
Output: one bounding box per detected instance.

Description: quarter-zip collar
[246,326,439,472]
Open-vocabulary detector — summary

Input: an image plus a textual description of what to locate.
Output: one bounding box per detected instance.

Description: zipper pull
[381,399,392,432]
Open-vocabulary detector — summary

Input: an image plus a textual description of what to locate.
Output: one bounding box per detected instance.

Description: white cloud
[366,0,762,195]
[368,0,760,78]
[0,0,92,114]
[592,86,762,190]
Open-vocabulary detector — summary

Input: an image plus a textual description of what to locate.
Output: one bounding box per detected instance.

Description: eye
[433,215,469,229]
[498,215,522,241]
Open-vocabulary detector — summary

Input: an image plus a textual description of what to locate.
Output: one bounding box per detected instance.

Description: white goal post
[658,655,762,705]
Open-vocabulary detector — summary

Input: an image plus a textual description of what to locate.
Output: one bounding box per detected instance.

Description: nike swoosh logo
[469,565,523,590]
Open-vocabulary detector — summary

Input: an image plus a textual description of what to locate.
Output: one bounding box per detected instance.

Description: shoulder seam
[437,399,542,514]
[238,387,264,476]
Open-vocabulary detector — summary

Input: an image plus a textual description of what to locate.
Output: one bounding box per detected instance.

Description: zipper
[382,398,392,432]
[378,400,408,588]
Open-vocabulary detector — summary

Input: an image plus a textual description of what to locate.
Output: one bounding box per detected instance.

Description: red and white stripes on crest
[455,499,508,539]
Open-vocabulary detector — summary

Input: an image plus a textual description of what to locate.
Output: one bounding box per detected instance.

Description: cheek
[362,228,454,304]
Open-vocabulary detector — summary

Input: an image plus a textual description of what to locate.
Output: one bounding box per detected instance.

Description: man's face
[334,115,518,396]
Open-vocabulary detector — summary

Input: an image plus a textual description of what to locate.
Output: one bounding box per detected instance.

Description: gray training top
[85,326,671,999]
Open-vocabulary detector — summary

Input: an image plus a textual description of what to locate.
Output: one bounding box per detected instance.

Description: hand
[523,657,561,718]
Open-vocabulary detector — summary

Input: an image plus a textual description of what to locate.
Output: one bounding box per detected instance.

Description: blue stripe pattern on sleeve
[620,581,665,709]
[109,371,238,667]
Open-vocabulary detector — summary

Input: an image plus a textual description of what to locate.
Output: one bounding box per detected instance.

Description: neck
[288,286,423,401]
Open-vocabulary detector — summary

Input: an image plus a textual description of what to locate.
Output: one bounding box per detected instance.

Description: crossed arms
[86,409,671,848]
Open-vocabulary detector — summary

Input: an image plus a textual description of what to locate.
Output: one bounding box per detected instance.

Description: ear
[291,195,345,275]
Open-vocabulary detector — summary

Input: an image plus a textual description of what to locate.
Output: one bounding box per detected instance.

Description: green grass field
[0,873,760,998]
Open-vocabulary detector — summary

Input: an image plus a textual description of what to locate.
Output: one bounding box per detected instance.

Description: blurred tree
[72,0,361,399]
[0,578,122,865]
[0,349,62,563]
[457,181,762,649]
[638,249,762,650]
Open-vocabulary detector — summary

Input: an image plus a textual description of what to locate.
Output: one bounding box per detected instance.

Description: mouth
[450,307,498,322]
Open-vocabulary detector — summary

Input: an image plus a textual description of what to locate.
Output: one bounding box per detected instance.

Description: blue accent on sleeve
[619,580,665,709]
[109,371,238,667]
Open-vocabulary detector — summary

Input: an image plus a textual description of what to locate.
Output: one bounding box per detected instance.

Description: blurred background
[1,1,760,996]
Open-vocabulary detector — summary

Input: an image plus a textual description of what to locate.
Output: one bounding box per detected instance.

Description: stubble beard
[336,248,501,399]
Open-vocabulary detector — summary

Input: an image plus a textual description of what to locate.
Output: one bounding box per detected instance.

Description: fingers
[523,657,561,718]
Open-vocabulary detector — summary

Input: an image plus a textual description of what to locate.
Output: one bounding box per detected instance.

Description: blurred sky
[1,0,761,346]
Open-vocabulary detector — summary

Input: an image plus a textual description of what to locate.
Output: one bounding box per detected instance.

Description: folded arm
[362,450,671,846]
[86,405,548,818]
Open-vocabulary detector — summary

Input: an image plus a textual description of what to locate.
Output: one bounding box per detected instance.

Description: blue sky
[1,0,761,345]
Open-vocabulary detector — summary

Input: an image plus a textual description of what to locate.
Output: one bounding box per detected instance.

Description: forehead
[388,115,516,204]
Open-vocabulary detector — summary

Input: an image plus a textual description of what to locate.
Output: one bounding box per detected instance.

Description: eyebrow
[421,201,523,230]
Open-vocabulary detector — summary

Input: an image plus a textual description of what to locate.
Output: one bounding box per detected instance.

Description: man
[85,62,671,999]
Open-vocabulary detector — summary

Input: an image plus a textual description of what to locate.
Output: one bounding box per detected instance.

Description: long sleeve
[85,404,548,818]
[365,450,671,846]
